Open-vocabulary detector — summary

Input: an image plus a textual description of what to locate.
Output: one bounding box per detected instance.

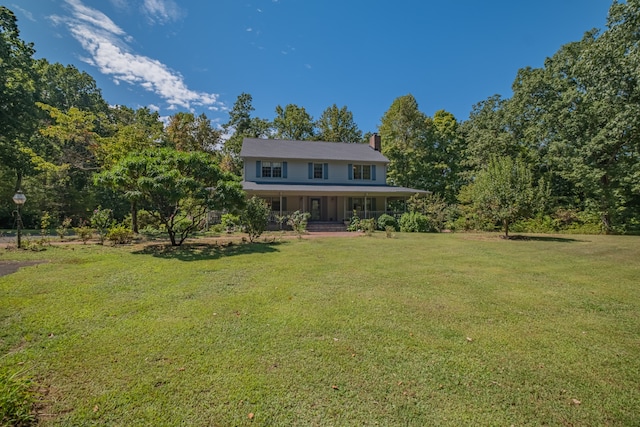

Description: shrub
[221,213,240,233]
[0,368,36,426]
[73,225,93,244]
[399,212,431,233]
[360,218,376,235]
[107,223,134,245]
[347,210,360,232]
[40,211,51,242]
[240,196,270,242]
[56,217,72,240]
[377,214,397,231]
[91,207,114,245]
[287,210,310,238]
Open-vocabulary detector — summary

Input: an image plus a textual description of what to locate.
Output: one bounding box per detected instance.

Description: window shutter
[282,197,287,211]
[308,162,313,179]
[348,164,353,180]
[323,163,329,180]
[256,161,262,178]
[283,161,288,178]
[371,165,376,181]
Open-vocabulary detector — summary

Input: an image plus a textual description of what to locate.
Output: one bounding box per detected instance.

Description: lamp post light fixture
[12,190,26,249]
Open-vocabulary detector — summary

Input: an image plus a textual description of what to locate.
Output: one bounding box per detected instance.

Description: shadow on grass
[508,235,585,243]
[131,241,282,261]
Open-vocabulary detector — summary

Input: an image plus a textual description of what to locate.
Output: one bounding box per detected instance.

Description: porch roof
[242,181,428,196]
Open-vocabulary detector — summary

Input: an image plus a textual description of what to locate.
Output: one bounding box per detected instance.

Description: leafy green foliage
[106,222,134,245]
[73,225,93,244]
[398,211,431,232]
[96,148,244,246]
[376,214,398,231]
[287,210,309,238]
[91,206,113,245]
[465,156,542,238]
[360,218,376,235]
[240,196,270,242]
[346,210,360,231]
[273,104,315,140]
[221,213,240,233]
[56,217,72,240]
[315,104,362,143]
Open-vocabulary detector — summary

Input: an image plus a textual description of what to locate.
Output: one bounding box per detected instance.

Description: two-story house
[240,135,427,224]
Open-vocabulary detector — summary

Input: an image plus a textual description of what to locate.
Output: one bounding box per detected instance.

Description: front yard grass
[1,233,639,425]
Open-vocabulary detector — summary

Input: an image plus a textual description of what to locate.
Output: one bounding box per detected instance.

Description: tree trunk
[503,219,509,239]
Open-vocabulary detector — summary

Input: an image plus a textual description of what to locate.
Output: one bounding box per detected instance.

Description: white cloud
[11,4,36,22]
[142,0,183,24]
[56,0,222,112]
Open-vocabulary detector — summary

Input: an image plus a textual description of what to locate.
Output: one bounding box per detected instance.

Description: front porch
[263,195,410,224]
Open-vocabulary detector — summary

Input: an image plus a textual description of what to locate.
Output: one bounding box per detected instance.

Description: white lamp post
[12,190,26,248]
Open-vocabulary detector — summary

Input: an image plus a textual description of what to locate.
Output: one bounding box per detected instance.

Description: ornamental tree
[467,156,544,238]
[97,148,244,246]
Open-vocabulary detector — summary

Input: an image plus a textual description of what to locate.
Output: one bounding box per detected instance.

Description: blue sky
[12,0,611,134]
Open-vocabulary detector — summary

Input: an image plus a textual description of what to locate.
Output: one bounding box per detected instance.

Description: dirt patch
[0,260,46,277]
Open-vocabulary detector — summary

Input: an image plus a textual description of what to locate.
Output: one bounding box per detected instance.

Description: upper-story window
[262,161,282,178]
[353,164,371,180]
[256,160,287,178]
[313,163,324,179]
[308,162,328,179]
[350,164,376,180]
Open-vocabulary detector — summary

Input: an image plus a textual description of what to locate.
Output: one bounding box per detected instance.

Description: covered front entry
[307,196,338,222]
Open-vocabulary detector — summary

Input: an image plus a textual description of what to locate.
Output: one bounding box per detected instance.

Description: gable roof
[240,138,389,163]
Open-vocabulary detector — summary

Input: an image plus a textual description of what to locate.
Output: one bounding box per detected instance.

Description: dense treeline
[1,1,638,234]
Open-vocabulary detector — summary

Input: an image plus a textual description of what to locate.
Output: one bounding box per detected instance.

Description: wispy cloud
[11,4,36,22]
[142,0,183,24]
[53,0,222,111]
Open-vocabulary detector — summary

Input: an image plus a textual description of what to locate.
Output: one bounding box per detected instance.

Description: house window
[349,197,376,212]
[258,161,286,178]
[352,164,372,180]
[264,197,287,212]
[308,162,328,179]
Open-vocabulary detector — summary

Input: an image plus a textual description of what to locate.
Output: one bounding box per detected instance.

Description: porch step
[306,222,347,232]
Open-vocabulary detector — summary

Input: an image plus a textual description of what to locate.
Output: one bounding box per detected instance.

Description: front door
[310,198,321,221]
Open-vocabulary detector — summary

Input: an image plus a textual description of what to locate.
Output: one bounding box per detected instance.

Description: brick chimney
[369,133,381,151]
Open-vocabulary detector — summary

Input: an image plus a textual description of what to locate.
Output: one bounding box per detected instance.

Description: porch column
[279,192,283,216]
[364,193,368,219]
[385,196,388,214]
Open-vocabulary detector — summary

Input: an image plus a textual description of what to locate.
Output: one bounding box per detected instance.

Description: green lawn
[1,233,639,426]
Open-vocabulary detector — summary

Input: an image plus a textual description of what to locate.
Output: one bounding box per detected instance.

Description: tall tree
[272,104,315,141]
[315,104,362,143]
[221,93,271,175]
[378,94,430,188]
[35,59,108,114]
[165,112,221,154]
[429,109,463,202]
[0,6,38,190]
[97,106,164,168]
[458,95,521,177]
[506,0,640,232]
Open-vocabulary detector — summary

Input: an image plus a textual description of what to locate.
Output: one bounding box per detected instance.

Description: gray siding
[244,157,387,185]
